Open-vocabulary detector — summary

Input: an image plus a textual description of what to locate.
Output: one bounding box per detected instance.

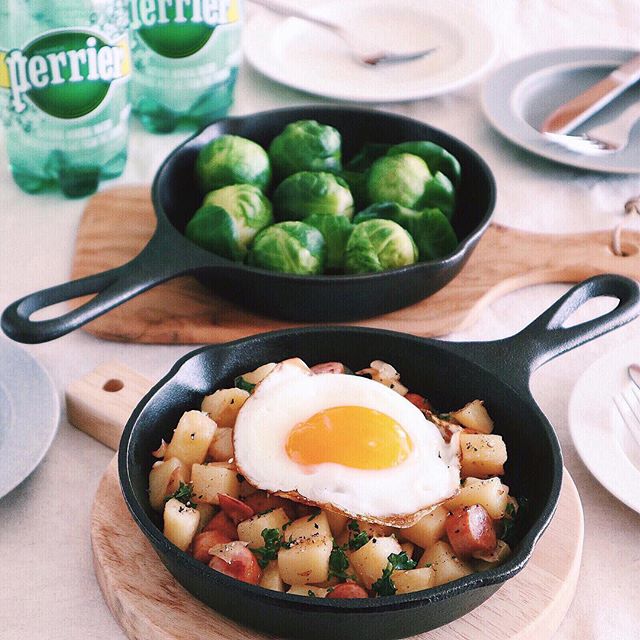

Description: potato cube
[323,510,348,537]
[191,462,240,504]
[459,433,507,478]
[286,585,329,597]
[350,536,402,590]
[164,411,216,467]
[356,520,393,538]
[444,477,510,519]
[207,427,234,462]
[237,508,291,549]
[278,535,332,585]
[201,388,249,429]
[451,400,494,433]
[418,540,473,586]
[401,505,448,550]
[284,512,331,542]
[236,363,277,390]
[393,567,436,594]
[148,457,190,511]
[259,560,285,592]
[163,498,200,551]
[400,542,415,559]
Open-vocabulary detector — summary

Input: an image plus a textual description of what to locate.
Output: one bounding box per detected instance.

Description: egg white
[233,359,460,525]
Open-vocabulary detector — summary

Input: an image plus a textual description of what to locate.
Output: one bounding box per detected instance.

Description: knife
[540,53,640,134]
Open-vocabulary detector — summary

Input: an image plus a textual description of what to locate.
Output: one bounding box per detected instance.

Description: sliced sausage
[192,530,233,563]
[243,491,298,520]
[327,582,369,599]
[445,505,497,558]
[209,543,262,585]
[203,510,238,540]
[218,493,255,525]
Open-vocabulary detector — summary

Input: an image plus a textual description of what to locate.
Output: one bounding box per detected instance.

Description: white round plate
[244,0,497,103]
[568,338,640,515]
[482,47,640,173]
[0,339,59,499]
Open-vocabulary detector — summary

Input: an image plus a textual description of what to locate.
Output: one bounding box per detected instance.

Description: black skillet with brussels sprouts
[185,120,461,276]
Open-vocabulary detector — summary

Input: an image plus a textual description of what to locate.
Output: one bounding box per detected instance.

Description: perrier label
[0,29,131,119]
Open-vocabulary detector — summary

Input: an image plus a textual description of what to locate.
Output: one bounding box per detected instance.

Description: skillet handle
[479,275,640,385]
[1,232,207,344]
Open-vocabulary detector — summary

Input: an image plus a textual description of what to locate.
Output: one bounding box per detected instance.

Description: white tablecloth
[1,1,639,638]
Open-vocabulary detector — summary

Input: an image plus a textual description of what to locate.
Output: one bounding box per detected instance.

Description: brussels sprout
[418,171,455,220]
[269,120,342,180]
[344,142,391,173]
[387,141,461,187]
[196,134,271,192]
[248,221,326,275]
[367,153,430,208]
[344,219,417,274]
[304,213,353,271]
[273,171,354,221]
[354,202,458,260]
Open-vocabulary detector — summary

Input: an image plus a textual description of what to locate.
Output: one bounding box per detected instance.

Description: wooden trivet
[70,186,640,344]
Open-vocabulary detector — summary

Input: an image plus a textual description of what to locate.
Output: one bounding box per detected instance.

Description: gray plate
[481,47,640,173]
[0,339,59,499]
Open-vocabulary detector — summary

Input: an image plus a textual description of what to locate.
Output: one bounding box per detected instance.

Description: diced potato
[260,560,285,592]
[286,585,329,597]
[207,427,234,462]
[148,457,190,511]
[350,536,402,590]
[357,520,393,538]
[278,535,332,585]
[459,433,507,478]
[323,510,348,537]
[473,539,512,571]
[201,388,249,429]
[237,508,291,549]
[451,400,494,434]
[236,363,277,390]
[393,567,436,594]
[163,498,200,551]
[444,477,510,519]
[164,411,216,467]
[418,540,473,586]
[284,512,331,542]
[191,462,240,504]
[400,542,415,560]
[401,505,448,550]
[195,503,216,532]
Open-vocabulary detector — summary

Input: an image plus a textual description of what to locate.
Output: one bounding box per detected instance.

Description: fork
[249,0,438,66]
[543,100,640,155]
[613,365,640,449]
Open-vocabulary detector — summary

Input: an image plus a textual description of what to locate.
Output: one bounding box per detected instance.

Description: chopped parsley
[371,552,416,596]
[328,545,354,580]
[499,497,527,546]
[346,520,370,551]
[165,482,196,508]
[307,590,316,597]
[252,528,283,568]
[234,375,255,393]
[307,510,321,522]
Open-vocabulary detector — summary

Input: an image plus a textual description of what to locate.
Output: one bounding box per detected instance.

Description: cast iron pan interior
[119,275,639,639]
[2,106,495,344]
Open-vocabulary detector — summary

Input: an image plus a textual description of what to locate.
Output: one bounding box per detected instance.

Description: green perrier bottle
[128,0,243,133]
[0,1,131,198]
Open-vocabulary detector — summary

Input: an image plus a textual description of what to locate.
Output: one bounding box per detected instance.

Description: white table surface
[1,1,640,638]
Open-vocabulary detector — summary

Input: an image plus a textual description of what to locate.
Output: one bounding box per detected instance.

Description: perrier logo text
[130,0,239,59]
[1,30,131,119]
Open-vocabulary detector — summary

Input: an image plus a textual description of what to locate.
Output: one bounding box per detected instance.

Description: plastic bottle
[0,0,131,197]
[128,0,243,133]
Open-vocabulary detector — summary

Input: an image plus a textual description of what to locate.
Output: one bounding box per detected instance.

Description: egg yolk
[285,405,413,469]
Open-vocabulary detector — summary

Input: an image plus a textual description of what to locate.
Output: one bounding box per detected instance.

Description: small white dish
[568,338,640,515]
[481,47,640,173]
[244,0,497,103]
[0,339,59,499]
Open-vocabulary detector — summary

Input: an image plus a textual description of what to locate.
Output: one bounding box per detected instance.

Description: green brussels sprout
[344,219,417,274]
[196,134,271,192]
[353,202,458,260]
[418,171,455,220]
[367,153,431,208]
[344,142,391,173]
[273,171,354,221]
[248,221,326,275]
[304,213,353,271]
[269,120,342,180]
[387,141,461,187]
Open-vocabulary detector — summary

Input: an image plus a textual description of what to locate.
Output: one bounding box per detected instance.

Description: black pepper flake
[190,433,195,440]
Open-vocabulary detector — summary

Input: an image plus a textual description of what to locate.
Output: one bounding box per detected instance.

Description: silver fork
[613,365,640,449]
[543,100,640,155]
[249,0,438,66]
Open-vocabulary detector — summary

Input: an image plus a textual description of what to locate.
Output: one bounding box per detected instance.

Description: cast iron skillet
[2,106,495,344]
[119,275,639,640]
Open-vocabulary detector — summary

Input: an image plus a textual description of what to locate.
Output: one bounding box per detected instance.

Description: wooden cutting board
[68,362,583,640]
[71,186,640,343]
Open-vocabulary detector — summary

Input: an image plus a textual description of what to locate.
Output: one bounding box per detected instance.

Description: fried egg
[233,359,460,527]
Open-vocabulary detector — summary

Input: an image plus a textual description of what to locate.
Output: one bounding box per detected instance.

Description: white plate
[244,0,497,102]
[0,339,59,499]
[568,339,640,515]
[481,47,640,173]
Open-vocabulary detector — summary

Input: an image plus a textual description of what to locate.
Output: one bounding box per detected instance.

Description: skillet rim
[118,325,562,614]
